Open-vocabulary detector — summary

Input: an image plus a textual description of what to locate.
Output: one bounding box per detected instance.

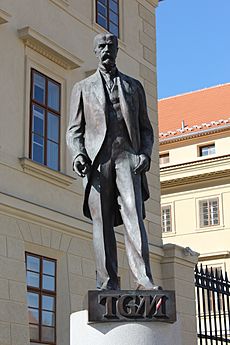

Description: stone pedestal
[70,310,182,345]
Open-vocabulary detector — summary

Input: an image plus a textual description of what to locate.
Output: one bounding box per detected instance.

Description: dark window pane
[98,2,107,17]
[200,144,215,156]
[27,292,39,308]
[99,0,107,5]
[32,134,44,164]
[28,308,39,324]
[41,326,55,343]
[42,295,55,311]
[29,324,39,341]
[32,105,44,136]
[109,0,118,13]
[47,113,59,143]
[27,255,40,272]
[48,80,60,112]
[109,22,118,37]
[97,13,107,29]
[42,311,55,326]
[109,10,118,24]
[47,141,59,170]
[27,271,40,288]
[33,72,45,104]
[43,275,55,291]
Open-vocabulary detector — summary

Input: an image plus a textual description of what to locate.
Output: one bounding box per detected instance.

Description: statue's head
[93,33,118,70]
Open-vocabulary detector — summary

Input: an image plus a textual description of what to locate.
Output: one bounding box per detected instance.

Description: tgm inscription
[88,290,176,323]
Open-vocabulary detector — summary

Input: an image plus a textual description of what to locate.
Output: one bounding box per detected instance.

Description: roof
[158,84,230,141]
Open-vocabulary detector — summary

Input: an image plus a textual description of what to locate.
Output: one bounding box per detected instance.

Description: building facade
[159,84,230,275]
[0,1,169,344]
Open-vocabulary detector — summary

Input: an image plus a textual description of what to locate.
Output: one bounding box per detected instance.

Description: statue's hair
[93,33,118,52]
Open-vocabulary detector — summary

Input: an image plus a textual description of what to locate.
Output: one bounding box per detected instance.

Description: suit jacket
[66,69,154,226]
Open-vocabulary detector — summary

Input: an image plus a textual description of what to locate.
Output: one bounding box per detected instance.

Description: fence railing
[195,264,230,344]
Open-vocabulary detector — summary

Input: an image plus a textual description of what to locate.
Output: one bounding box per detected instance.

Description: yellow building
[159,84,230,274]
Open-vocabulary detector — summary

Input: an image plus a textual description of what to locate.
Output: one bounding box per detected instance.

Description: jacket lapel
[91,70,106,110]
[118,72,133,143]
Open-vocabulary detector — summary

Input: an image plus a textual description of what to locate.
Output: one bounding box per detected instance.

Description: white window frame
[199,198,220,228]
[195,194,223,230]
[161,203,175,234]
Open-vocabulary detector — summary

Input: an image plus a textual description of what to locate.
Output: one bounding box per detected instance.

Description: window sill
[18,26,83,70]
[196,224,224,232]
[19,157,75,188]
[162,231,176,236]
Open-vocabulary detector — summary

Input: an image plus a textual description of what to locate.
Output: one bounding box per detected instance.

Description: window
[30,69,61,171]
[199,144,215,157]
[199,198,219,227]
[26,253,56,344]
[205,266,223,314]
[159,153,169,165]
[161,206,172,233]
[96,0,119,37]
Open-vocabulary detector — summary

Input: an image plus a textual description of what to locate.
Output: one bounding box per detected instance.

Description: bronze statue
[67,33,159,290]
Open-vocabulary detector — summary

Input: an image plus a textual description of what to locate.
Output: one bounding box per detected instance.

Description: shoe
[136,283,163,291]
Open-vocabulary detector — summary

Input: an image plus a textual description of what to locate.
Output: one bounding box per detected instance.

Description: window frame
[29,68,61,171]
[95,0,120,38]
[199,198,220,228]
[26,252,57,345]
[159,152,170,165]
[161,205,172,233]
[198,143,216,157]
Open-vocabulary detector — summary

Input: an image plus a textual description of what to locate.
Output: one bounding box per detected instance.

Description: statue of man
[67,33,159,291]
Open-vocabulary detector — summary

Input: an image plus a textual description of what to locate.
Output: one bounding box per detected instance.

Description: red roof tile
[158,84,230,139]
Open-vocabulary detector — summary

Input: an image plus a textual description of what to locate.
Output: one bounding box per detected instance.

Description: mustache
[102,53,113,61]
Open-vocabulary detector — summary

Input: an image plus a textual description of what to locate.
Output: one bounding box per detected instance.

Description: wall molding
[18,26,83,70]
[0,8,11,24]
[19,157,75,188]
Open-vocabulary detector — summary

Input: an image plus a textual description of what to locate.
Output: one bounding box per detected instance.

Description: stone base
[70,310,182,345]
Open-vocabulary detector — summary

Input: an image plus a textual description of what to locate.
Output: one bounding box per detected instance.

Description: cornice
[161,154,230,173]
[18,26,83,70]
[0,8,11,24]
[19,157,76,188]
[160,155,230,190]
[199,251,230,261]
[159,124,230,145]
[161,169,230,190]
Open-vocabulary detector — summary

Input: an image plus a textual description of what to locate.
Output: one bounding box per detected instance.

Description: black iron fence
[195,264,230,344]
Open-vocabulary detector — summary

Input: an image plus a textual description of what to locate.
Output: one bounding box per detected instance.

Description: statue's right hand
[73,155,91,177]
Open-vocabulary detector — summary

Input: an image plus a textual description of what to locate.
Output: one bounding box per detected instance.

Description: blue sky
[156,0,230,99]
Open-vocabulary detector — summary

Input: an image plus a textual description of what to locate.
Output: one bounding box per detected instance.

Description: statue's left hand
[133,154,150,174]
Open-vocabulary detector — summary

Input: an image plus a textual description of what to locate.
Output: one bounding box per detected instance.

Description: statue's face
[94,34,118,70]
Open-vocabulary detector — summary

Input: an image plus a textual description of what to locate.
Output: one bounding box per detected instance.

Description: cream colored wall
[0,1,167,345]
[161,132,230,276]
[0,0,161,248]
[160,132,230,167]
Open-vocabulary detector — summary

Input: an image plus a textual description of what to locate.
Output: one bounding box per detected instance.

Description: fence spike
[225,271,228,281]
[205,265,209,276]
[220,269,223,281]
[200,264,204,274]
[210,267,214,278]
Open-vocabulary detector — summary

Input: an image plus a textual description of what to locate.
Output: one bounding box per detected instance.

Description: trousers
[87,135,153,289]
